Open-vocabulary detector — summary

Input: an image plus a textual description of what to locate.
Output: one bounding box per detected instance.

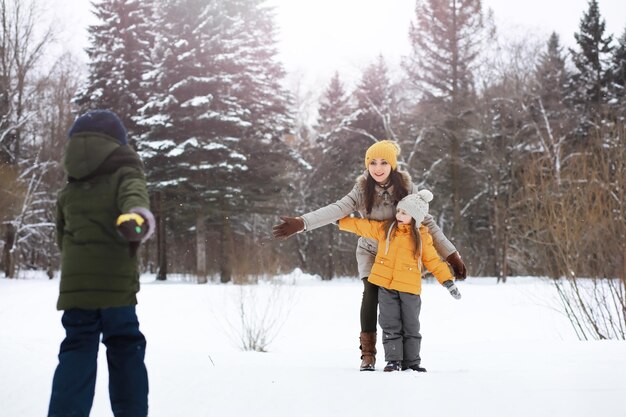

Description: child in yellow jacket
[339,190,461,372]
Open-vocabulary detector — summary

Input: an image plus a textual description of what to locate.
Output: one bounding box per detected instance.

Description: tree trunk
[501,228,509,284]
[623,245,626,282]
[450,129,462,241]
[155,192,167,281]
[220,209,233,284]
[493,189,502,282]
[323,226,334,280]
[196,214,207,284]
[3,224,16,278]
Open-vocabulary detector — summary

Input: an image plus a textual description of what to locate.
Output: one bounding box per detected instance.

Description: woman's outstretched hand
[446,252,467,280]
[272,216,304,240]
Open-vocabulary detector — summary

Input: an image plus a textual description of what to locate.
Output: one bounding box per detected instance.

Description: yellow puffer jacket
[339,217,453,295]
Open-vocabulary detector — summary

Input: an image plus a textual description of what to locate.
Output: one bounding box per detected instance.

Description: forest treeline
[0,0,625,288]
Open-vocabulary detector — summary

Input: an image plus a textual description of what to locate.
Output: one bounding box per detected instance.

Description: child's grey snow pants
[378,287,422,366]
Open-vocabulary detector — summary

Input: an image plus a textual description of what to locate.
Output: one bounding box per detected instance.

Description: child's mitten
[116,213,148,242]
[443,280,462,300]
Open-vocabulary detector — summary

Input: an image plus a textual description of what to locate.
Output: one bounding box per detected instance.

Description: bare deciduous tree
[0,0,53,277]
[519,122,625,340]
[224,280,296,352]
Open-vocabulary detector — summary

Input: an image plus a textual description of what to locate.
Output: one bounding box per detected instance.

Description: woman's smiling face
[368,158,392,184]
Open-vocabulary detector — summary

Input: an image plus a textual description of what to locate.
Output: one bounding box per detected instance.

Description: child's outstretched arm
[420,227,461,299]
[338,217,385,241]
[116,167,155,257]
[421,228,454,283]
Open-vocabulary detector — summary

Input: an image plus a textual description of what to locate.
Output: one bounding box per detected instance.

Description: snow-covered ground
[1,271,624,417]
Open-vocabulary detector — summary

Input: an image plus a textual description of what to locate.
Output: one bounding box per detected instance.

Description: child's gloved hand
[116,213,148,242]
[443,280,462,300]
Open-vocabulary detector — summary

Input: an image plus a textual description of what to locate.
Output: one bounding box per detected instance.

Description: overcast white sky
[45,0,626,88]
[265,0,626,88]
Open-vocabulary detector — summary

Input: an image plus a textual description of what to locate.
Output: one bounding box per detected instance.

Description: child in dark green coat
[48,110,154,417]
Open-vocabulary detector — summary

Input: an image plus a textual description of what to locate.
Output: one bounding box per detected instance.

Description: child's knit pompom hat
[68,109,128,145]
[396,190,434,224]
[364,140,401,170]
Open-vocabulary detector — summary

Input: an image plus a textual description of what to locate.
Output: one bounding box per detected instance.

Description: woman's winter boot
[359,331,377,371]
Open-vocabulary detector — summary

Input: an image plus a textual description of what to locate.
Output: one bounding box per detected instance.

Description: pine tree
[403,0,488,111]
[351,55,394,142]
[298,71,357,279]
[136,0,229,212]
[328,55,397,181]
[73,0,154,142]
[610,26,626,111]
[213,0,296,215]
[136,0,296,280]
[529,32,574,162]
[402,0,491,242]
[535,33,569,113]
[316,71,351,135]
[138,0,294,212]
[221,0,293,144]
[568,0,613,119]
[301,59,398,279]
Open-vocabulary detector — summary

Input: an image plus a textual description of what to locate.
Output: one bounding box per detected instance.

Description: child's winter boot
[383,360,401,372]
[359,331,377,371]
[402,363,427,372]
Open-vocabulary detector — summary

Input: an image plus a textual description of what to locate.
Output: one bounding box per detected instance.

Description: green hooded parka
[55,133,150,310]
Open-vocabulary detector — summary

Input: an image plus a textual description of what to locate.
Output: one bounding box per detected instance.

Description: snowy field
[1,270,625,417]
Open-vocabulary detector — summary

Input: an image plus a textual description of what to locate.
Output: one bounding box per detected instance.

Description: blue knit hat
[68,109,127,145]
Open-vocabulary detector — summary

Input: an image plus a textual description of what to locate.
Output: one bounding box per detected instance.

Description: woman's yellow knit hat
[364,140,400,170]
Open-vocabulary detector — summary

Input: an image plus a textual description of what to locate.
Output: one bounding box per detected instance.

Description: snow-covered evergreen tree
[401,0,492,243]
[351,55,394,142]
[298,71,358,279]
[137,0,243,212]
[535,33,569,113]
[212,0,296,215]
[316,71,351,136]
[73,0,155,142]
[138,0,294,212]
[567,0,613,124]
[135,0,296,280]
[529,32,573,168]
[402,0,489,111]
[302,59,399,279]
[220,0,292,143]
[324,56,397,184]
[610,26,626,113]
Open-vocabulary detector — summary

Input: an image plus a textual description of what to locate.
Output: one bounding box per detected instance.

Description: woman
[272,140,466,371]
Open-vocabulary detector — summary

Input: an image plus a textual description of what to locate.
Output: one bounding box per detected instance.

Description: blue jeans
[48,306,148,417]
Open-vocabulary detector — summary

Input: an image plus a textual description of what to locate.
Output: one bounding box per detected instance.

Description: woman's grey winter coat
[301,171,456,279]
